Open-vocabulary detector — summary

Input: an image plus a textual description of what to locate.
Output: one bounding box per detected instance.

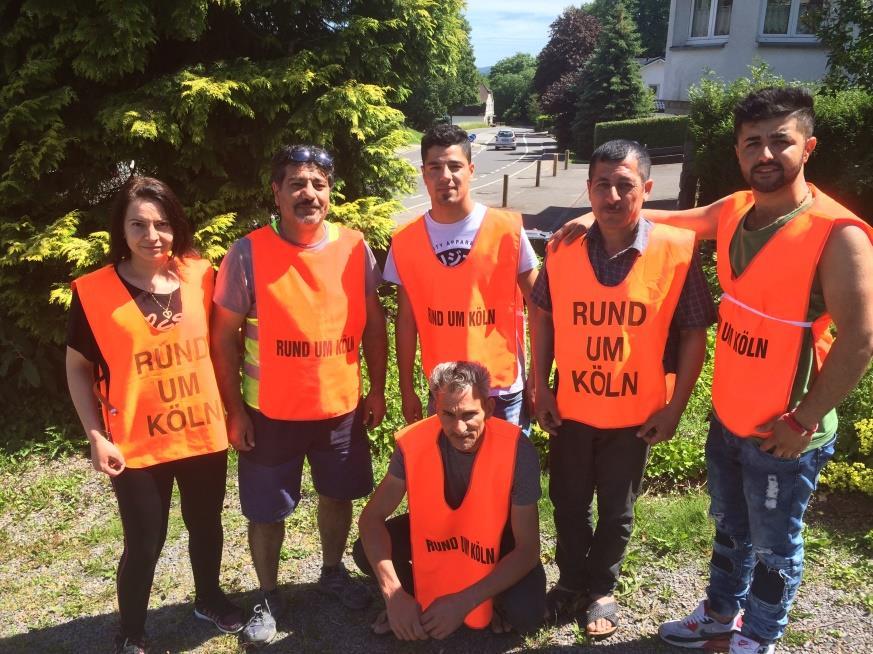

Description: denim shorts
[238,402,373,523]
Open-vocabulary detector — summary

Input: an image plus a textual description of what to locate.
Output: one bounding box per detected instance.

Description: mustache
[752,162,783,173]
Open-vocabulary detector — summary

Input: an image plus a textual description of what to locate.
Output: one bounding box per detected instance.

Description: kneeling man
[355,361,545,639]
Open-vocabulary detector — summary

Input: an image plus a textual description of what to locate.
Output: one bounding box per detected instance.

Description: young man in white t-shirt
[384,124,539,432]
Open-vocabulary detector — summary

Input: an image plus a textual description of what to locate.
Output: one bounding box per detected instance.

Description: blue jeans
[427,389,531,436]
[705,416,835,643]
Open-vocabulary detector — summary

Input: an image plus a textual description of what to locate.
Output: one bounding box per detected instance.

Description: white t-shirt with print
[383,203,538,395]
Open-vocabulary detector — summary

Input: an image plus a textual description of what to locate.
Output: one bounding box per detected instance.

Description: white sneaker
[729,633,775,654]
[659,600,741,649]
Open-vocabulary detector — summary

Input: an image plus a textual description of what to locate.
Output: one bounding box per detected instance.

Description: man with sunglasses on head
[211,145,388,646]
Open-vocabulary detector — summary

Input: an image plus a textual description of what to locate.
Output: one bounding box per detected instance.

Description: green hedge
[688,63,873,217]
[593,115,689,149]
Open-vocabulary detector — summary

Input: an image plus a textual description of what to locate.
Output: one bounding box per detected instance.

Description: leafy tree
[572,0,653,157]
[815,0,873,92]
[488,53,537,124]
[534,7,601,148]
[400,15,480,129]
[629,0,670,58]
[0,0,467,443]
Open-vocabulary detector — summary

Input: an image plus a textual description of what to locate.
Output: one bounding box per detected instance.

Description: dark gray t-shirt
[388,430,541,508]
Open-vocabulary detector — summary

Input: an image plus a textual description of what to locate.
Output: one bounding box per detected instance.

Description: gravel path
[1,458,870,654]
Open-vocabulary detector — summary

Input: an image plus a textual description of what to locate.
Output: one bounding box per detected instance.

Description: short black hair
[588,139,652,182]
[733,87,815,139]
[270,144,335,186]
[109,176,194,264]
[421,123,472,163]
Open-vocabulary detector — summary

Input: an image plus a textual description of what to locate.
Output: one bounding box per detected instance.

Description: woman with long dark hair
[66,176,244,654]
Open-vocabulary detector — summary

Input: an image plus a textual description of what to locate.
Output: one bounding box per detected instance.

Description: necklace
[750,189,812,229]
[148,288,175,320]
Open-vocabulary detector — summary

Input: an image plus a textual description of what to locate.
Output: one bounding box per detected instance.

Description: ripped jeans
[704,416,835,643]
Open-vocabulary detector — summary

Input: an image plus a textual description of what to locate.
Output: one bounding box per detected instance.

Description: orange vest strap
[73,258,228,468]
[398,415,518,628]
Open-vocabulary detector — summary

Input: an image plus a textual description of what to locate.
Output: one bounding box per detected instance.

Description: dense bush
[593,115,688,149]
[0,0,480,447]
[645,327,715,486]
[688,64,873,218]
[821,370,873,495]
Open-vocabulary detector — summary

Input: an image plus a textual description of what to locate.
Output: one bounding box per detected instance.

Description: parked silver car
[493,129,516,150]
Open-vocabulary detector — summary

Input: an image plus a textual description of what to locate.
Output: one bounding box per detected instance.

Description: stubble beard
[746,160,802,194]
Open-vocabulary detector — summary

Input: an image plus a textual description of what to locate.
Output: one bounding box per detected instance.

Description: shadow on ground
[2,579,680,654]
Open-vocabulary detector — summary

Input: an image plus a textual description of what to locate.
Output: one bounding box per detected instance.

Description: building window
[760,0,823,40]
[690,0,733,39]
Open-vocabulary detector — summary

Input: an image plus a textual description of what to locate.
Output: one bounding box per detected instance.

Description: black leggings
[352,514,546,634]
[111,449,228,639]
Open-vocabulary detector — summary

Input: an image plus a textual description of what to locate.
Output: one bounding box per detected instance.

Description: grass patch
[3,449,872,650]
[456,121,488,130]
[633,490,713,557]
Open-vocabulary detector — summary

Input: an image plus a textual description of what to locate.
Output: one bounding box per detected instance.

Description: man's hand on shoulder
[421,591,472,640]
[386,588,428,640]
[548,213,594,251]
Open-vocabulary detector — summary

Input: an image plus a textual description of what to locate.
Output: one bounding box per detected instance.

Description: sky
[465,0,576,68]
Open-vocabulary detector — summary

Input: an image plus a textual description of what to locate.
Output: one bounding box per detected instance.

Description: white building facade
[639,57,666,110]
[663,0,829,111]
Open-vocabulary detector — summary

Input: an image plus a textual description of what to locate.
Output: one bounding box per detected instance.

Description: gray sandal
[585,599,619,639]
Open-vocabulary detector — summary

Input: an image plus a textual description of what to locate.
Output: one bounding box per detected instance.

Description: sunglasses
[287,146,334,170]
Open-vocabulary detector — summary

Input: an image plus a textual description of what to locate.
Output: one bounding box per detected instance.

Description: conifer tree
[572,0,653,157]
[0,0,471,433]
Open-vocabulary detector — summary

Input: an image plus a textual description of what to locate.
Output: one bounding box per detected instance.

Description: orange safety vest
[248,223,366,420]
[391,209,522,387]
[73,258,228,468]
[712,185,873,437]
[397,415,519,628]
[548,223,694,428]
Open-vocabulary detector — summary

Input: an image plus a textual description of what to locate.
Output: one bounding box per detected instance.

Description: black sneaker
[317,562,371,610]
[194,592,246,633]
[114,634,146,654]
